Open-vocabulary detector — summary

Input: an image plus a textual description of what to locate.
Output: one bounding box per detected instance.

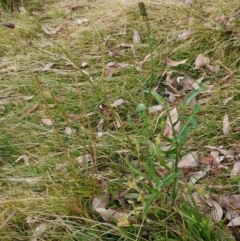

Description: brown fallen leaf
[21,104,39,118]
[199,155,221,174]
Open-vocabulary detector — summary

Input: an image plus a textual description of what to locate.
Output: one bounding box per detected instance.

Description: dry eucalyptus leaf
[166,58,187,67]
[21,105,39,118]
[22,95,34,101]
[177,30,194,40]
[43,63,54,71]
[230,162,240,176]
[194,54,210,69]
[31,223,47,241]
[205,146,234,158]
[223,96,233,105]
[178,152,199,168]
[19,7,27,15]
[118,43,133,48]
[41,118,53,126]
[148,104,163,114]
[110,99,125,108]
[165,90,176,103]
[136,53,151,71]
[206,199,223,222]
[76,18,88,25]
[92,194,109,210]
[189,170,206,184]
[223,113,230,135]
[163,107,179,138]
[97,119,104,132]
[95,208,122,223]
[133,30,140,44]
[41,24,62,35]
[64,126,75,135]
[76,154,93,165]
[25,177,41,185]
[227,217,240,227]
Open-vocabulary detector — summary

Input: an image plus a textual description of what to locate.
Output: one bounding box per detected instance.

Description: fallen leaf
[31,223,47,241]
[64,127,75,135]
[223,113,230,135]
[110,99,125,107]
[97,119,104,132]
[92,194,109,210]
[223,96,233,105]
[166,58,187,67]
[205,146,234,158]
[212,194,240,209]
[118,43,133,48]
[230,162,240,176]
[205,198,223,222]
[76,18,88,25]
[133,30,140,44]
[194,54,210,69]
[76,154,93,165]
[95,208,122,223]
[21,105,39,118]
[207,64,219,73]
[19,6,27,15]
[189,171,206,184]
[43,63,54,71]
[148,104,163,113]
[22,95,34,101]
[41,118,53,126]
[227,217,240,227]
[178,152,199,168]
[199,155,221,174]
[136,53,151,71]
[163,108,179,138]
[165,90,176,102]
[177,30,194,40]
[41,24,63,35]
[25,177,41,185]
[177,77,193,91]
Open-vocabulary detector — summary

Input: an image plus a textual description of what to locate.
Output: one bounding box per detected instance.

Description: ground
[1,0,240,240]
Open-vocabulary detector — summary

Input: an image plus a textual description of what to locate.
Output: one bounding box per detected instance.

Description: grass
[1,0,240,240]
